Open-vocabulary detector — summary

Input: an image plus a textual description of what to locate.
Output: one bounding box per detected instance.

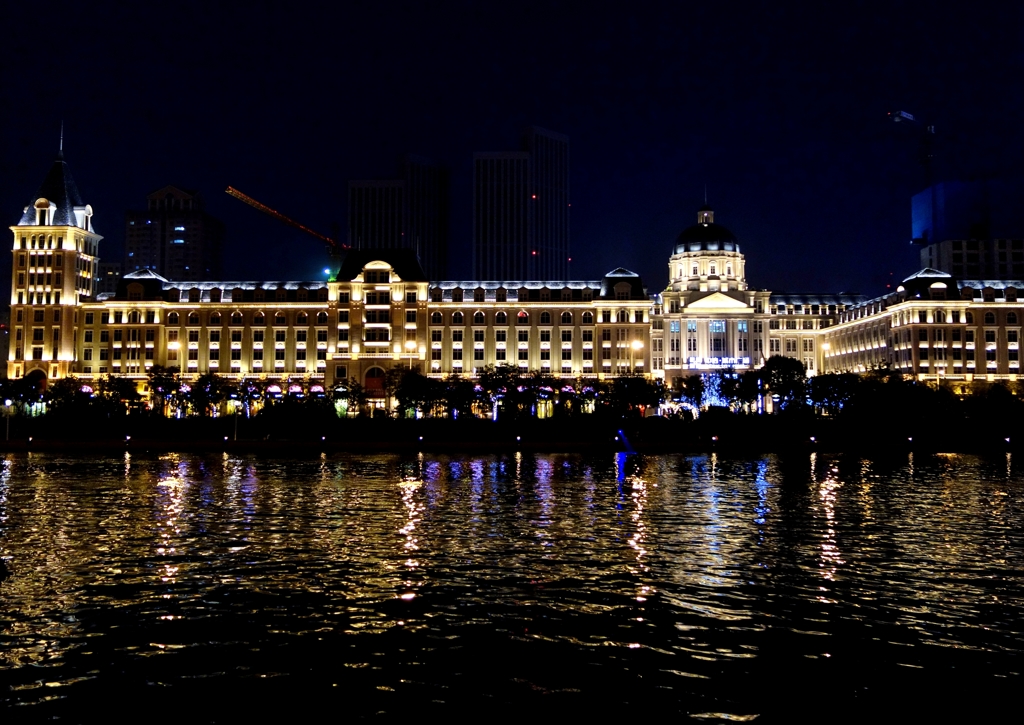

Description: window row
[428,329,588,343]
[174,288,329,303]
[428,288,594,303]
[425,310,635,326]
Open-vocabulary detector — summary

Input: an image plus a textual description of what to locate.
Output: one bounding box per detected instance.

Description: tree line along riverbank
[0,360,1020,454]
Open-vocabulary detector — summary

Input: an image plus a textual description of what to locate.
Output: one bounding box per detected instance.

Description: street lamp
[630,339,644,373]
[4,399,11,442]
[405,340,417,369]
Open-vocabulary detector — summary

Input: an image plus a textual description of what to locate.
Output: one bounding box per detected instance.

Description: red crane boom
[225,186,347,250]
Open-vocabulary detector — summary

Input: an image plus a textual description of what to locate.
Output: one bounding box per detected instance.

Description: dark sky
[3,2,1022,296]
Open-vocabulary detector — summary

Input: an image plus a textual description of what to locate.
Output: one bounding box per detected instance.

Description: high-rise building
[472,152,530,280]
[124,186,224,281]
[348,155,449,280]
[473,126,570,280]
[913,179,1024,279]
[96,262,123,296]
[523,126,570,278]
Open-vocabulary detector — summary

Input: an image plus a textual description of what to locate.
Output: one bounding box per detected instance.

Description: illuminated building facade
[821,268,1023,385]
[7,155,648,392]
[8,151,100,382]
[650,205,863,387]
[9,154,1022,398]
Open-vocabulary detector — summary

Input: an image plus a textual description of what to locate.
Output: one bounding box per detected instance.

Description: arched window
[616,310,629,323]
[275,312,287,326]
[209,312,221,326]
[317,311,328,325]
[127,310,140,324]
[452,311,464,325]
[709,262,717,276]
[297,312,308,325]
[473,311,485,325]
[934,310,946,324]
[431,312,443,324]
[495,311,507,325]
[582,311,593,325]
[726,263,733,277]
[231,312,243,326]
[517,311,529,325]
[985,312,996,325]
[1008,312,1019,325]
[254,313,266,326]
[692,263,699,276]
[188,312,200,326]
[965,312,974,325]
[167,312,179,325]
[540,311,551,325]
[561,311,573,324]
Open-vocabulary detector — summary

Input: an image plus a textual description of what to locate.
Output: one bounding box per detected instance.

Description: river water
[0,452,1021,721]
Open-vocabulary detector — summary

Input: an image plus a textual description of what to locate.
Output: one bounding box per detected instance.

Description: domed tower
[9,150,102,382]
[650,202,771,383]
[667,203,746,292]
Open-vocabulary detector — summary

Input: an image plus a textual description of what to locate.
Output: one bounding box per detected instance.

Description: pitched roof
[902,268,952,282]
[17,152,88,228]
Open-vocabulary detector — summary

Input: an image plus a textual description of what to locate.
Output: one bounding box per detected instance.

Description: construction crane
[888,110,937,245]
[225,186,348,256]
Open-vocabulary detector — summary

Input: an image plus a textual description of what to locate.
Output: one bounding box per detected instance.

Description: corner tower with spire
[9,149,102,381]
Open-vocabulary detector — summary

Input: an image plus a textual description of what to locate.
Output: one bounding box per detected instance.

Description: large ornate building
[8,152,1023,399]
[8,153,650,397]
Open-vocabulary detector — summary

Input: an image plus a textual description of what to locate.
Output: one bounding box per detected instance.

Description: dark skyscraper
[124,186,224,281]
[473,126,570,280]
[473,152,530,280]
[347,155,449,280]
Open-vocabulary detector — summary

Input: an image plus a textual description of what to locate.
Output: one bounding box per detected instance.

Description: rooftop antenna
[59,121,64,153]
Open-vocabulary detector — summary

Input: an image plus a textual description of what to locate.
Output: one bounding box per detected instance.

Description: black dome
[674,222,739,253]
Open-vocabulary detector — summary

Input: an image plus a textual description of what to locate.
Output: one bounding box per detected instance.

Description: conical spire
[17,153,87,227]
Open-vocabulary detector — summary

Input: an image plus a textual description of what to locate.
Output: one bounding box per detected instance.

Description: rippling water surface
[0,452,1021,720]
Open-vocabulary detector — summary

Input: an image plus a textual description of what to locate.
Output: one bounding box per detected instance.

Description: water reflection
[815,457,844,599]
[0,452,1020,717]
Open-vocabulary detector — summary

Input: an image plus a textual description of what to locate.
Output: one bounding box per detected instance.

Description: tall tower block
[9,151,101,381]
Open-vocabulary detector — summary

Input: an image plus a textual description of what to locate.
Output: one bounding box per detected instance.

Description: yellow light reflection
[817,463,844,598]
[155,474,187,584]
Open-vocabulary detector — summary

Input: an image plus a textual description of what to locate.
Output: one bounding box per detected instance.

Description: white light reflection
[817,460,845,600]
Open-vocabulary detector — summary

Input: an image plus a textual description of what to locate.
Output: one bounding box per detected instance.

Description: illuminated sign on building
[686,356,751,369]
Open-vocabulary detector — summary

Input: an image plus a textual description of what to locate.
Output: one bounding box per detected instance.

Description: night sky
[3,2,1022,297]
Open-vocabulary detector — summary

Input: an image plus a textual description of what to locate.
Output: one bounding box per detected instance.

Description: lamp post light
[4,399,11,442]
[630,339,644,373]
[405,340,417,369]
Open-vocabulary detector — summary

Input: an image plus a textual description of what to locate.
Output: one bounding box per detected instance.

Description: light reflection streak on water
[398,480,423,572]
[155,464,188,585]
[534,457,554,548]
[815,455,844,599]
